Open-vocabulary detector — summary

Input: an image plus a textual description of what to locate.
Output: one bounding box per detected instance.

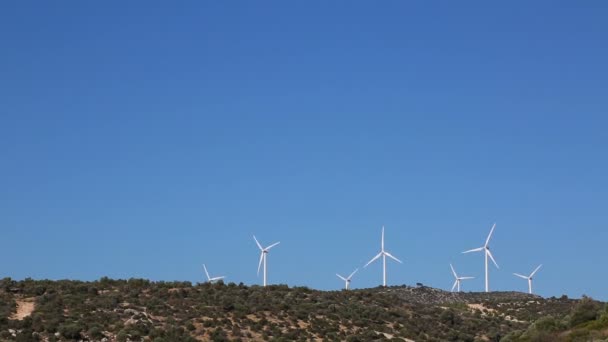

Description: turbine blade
[459,277,475,280]
[348,268,359,279]
[364,252,383,268]
[211,276,225,281]
[253,235,263,251]
[266,241,280,250]
[450,263,458,278]
[257,252,264,275]
[485,223,496,247]
[462,247,484,254]
[487,249,499,268]
[530,264,543,277]
[203,264,211,281]
[336,274,347,281]
[384,251,403,264]
[381,226,385,251]
[513,273,528,279]
[451,280,458,292]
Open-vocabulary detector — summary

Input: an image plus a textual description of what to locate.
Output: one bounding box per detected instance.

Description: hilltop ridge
[0,278,606,342]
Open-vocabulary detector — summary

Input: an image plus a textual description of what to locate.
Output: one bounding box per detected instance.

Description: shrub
[87,325,104,339]
[570,296,601,327]
[58,323,83,339]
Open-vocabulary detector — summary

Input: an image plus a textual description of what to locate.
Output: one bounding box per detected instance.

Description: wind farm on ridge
[203,223,543,295]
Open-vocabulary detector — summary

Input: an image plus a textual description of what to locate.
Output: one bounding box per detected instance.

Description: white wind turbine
[463,223,499,292]
[514,264,543,294]
[203,264,225,283]
[336,268,359,290]
[253,235,280,287]
[364,226,402,287]
[450,263,474,292]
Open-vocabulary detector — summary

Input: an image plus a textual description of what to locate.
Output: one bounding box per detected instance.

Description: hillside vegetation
[0,278,605,342]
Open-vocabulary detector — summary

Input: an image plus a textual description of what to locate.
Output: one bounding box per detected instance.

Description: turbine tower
[253,235,280,287]
[336,268,359,290]
[514,264,543,294]
[364,226,402,287]
[203,264,225,283]
[450,263,474,292]
[463,223,499,292]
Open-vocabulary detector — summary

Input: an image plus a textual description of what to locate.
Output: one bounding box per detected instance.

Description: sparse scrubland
[0,277,605,341]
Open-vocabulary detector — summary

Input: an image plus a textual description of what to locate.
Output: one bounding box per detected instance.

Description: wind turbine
[514,264,542,294]
[203,264,225,283]
[364,226,402,287]
[463,223,499,292]
[450,263,474,292]
[336,268,359,290]
[253,235,280,287]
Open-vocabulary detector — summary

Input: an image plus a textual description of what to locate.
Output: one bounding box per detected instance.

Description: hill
[0,278,606,342]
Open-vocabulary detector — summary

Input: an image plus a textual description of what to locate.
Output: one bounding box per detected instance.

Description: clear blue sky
[1,2,607,300]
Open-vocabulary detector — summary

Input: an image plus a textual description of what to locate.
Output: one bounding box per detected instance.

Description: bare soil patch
[11,298,35,320]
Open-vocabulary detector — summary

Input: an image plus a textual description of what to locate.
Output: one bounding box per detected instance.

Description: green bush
[87,325,104,339]
[570,296,601,327]
[58,323,83,339]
